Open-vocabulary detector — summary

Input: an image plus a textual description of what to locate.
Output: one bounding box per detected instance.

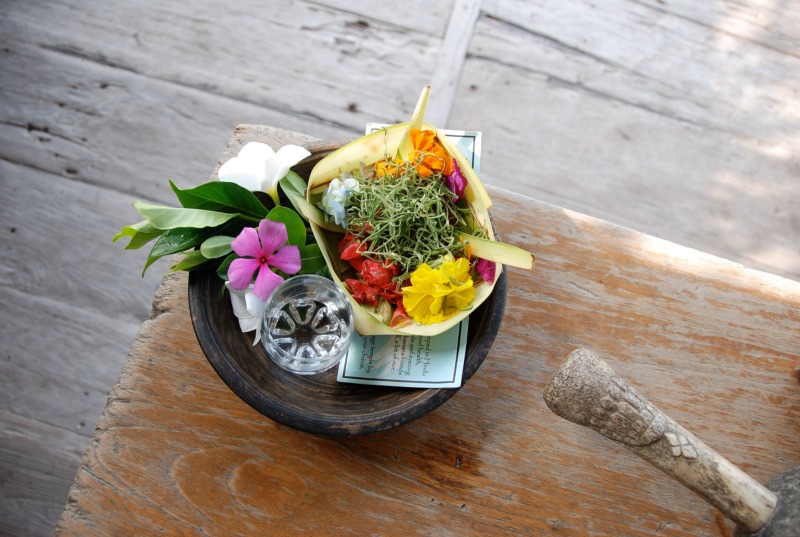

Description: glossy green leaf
[149,227,211,257]
[141,225,239,275]
[280,170,306,198]
[169,179,269,219]
[280,170,307,216]
[113,220,164,250]
[171,250,215,272]
[216,253,236,281]
[200,235,234,259]
[134,201,241,230]
[265,205,306,246]
[298,243,325,274]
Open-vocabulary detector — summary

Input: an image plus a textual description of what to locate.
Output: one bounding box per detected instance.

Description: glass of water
[261,275,354,375]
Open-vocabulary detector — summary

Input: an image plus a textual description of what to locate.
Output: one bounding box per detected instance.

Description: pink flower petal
[475,258,496,284]
[231,227,263,258]
[258,219,289,254]
[269,245,302,275]
[253,265,284,301]
[227,257,262,290]
[446,161,467,201]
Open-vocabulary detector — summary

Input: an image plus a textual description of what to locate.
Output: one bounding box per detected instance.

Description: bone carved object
[542,348,800,535]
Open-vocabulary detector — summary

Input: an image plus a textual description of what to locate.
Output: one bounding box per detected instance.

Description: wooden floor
[1,1,798,535]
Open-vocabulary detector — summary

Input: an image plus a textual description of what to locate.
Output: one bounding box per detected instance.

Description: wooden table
[55,126,800,536]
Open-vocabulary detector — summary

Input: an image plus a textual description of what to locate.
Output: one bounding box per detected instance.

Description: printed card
[337,317,469,388]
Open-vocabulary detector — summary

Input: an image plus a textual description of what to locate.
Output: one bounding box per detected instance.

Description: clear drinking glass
[261,275,354,375]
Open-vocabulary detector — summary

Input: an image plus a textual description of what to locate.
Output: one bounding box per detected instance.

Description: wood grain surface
[2,2,799,534]
[53,126,800,537]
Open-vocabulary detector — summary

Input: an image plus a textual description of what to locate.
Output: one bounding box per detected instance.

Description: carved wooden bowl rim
[187,139,508,436]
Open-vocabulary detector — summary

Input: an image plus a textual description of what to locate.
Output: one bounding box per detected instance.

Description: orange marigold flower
[375,156,406,178]
[409,128,454,178]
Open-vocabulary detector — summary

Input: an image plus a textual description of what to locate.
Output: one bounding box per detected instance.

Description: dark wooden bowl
[188,140,507,436]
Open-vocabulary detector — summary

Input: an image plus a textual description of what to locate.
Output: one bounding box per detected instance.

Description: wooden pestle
[543,348,778,534]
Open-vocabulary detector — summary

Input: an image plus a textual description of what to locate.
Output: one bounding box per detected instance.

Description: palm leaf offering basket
[286,86,533,337]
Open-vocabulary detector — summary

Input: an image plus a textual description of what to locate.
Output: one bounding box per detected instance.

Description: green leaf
[282,170,306,195]
[171,250,215,272]
[141,254,161,276]
[113,220,164,250]
[169,179,269,220]
[134,201,241,230]
[141,225,237,276]
[280,170,306,206]
[149,227,214,257]
[216,253,236,281]
[200,235,234,259]
[298,243,325,274]
[266,205,307,246]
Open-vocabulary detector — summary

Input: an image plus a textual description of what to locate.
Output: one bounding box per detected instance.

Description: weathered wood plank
[0,160,161,535]
[1,0,442,133]
[0,18,364,534]
[0,158,167,319]
[480,0,800,139]
[0,410,89,537]
[450,7,800,280]
[0,284,140,433]
[312,0,456,37]
[647,0,800,56]
[0,39,352,204]
[427,0,484,126]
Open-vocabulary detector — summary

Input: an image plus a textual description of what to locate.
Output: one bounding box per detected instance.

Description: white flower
[321,174,360,226]
[218,142,310,205]
[225,282,268,345]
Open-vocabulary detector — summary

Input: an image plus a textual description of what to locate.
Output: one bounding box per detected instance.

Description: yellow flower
[402,256,475,325]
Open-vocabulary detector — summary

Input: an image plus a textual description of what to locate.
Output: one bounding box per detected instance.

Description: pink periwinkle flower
[475,258,496,284]
[445,160,467,201]
[227,219,301,301]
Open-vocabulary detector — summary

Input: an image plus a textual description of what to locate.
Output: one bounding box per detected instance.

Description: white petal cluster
[225,282,267,345]
[321,174,360,226]
[218,142,310,203]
